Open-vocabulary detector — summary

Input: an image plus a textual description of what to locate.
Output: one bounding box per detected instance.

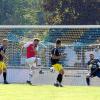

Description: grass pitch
[0,84,100,100]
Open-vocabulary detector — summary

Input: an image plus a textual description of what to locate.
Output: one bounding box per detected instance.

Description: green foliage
[0,0,43,24]
[43,0,100,25]
[0,0,99,25]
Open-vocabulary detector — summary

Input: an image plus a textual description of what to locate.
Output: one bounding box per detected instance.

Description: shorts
[0,61,6,71]
[52,63,63,72]
[90,69,100,78]
[26,57,41,68]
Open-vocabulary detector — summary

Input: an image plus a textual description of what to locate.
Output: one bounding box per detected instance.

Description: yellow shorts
[0,61,6,71]
[52,63,63,72]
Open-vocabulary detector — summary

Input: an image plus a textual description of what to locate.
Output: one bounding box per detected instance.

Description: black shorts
[90,68,100,78]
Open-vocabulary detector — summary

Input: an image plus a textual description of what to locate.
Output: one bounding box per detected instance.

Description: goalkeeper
[86,53,100,85]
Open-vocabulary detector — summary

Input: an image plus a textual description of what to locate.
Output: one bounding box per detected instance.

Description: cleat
[59,84,63,87]
[4,81,9,84]
[54,83,59,87]
[39,70,44,74]
[26,81,32,85]
[86,77,90,86]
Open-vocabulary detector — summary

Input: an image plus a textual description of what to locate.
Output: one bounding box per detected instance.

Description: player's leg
[36,58,44,74]
[94,69,100,78]
[26,64,32,85]
[1,61,9,84]
[86,70,94,86]
[26,58,33,84]
[86,68,100,86]
[86,73,91,86]
[0,61,3,76]
[53,64,64,87]
[26,57,36,85]
[27,64,36,85]
[56,69,64,87]
[3,68,9,84]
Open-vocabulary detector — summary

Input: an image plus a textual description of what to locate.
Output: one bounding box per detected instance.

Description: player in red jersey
[21,38,42,85]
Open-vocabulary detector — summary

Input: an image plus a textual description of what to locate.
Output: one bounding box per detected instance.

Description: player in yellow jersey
[51,39,64,87]
[0,39,9,84]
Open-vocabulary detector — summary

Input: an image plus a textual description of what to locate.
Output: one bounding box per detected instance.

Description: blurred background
[0,0,100,25]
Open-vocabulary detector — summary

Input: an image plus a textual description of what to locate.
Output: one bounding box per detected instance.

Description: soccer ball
[50,67,55,72]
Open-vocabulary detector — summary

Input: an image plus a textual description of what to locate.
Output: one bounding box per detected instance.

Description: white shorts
[26,57,41,68]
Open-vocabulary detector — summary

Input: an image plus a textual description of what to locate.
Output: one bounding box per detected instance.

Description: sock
[3,72,7,82]
[28,70,33,82]
[57,74,63,84]
[28,68,36,82]
[86,77,90,86]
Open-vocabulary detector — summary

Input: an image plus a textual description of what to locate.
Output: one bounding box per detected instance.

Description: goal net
[0,25,100,69]
[0,25,100,85]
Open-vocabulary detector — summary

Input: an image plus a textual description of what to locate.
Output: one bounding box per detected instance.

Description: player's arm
[87,61,92,70]
[97,59,100,68]
[20,46,24,56]
[20,42,30,56]
[35,46,39,57]
[0,50,8,60]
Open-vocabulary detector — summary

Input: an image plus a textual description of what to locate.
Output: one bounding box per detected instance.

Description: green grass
[0,84,100,100]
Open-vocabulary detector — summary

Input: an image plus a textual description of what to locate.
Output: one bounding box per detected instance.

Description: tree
[0,0,44,24]
[43,0,100,25]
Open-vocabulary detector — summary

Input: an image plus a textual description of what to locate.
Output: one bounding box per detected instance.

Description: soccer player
[86,53,100,86]
[0,39,9,84]
[51,39,64,87]
[21,38,43,85]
